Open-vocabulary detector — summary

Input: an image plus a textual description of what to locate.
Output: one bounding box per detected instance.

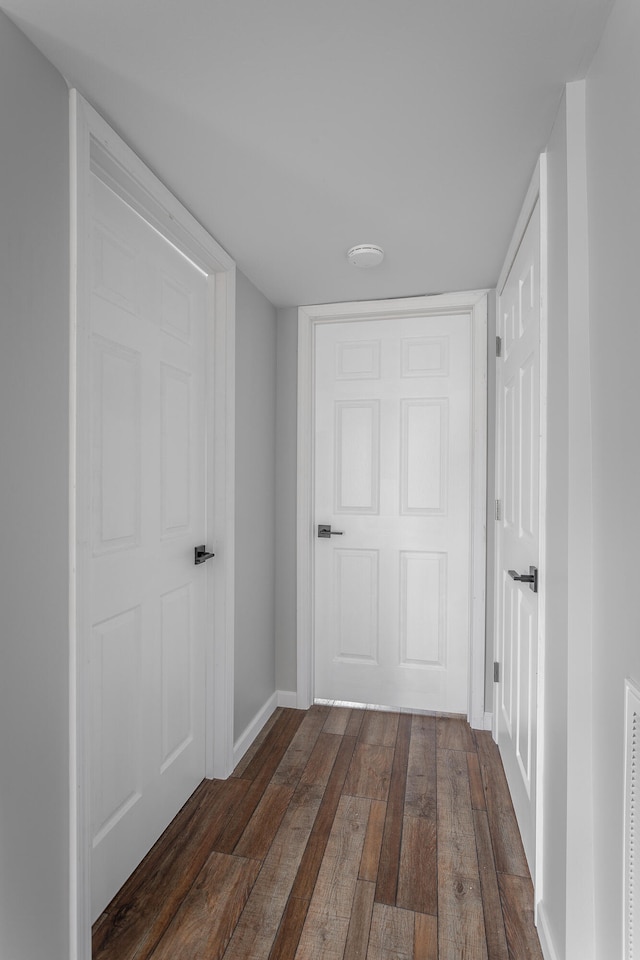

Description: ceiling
[2,0,613,307]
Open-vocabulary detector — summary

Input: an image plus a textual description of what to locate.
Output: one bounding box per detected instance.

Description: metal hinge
[496,335,502,358]
[495,499,502,521]
[494,662,500,683]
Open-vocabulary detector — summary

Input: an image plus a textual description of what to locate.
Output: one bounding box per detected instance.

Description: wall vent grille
[626,678,640,960]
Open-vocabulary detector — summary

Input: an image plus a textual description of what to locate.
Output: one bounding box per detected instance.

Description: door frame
[493,154,548,899]
[69,91,236,960]
[296,291,488,727]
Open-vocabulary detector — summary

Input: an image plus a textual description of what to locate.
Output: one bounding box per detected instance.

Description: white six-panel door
[89,174,209,919]
[496,200,541,874]
[313,313,472,713]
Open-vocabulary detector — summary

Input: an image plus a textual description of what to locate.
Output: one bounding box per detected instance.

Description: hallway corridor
[93,706,543,960]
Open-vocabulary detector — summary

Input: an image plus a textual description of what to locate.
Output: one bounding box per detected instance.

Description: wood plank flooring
[93,706,543,960]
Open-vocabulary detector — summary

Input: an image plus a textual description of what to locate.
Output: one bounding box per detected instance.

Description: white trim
[482,712,493,731]
[493,154,548,902]
[624,677,640,960]
[537,151,549,909]
[233,692,278,767]
[536,901,561,960]
[296,291,489,722]
[69,90,235,960]
[232,690,299,768]
[469,296,488,729]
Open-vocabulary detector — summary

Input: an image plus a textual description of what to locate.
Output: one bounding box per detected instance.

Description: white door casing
[70,91,236,959]
[494,156,548,888]
[297,293,488,725]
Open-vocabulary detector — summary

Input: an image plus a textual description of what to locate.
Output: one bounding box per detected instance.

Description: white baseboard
[232,690,300,769]
[470,711,493,731]
[277,690,298,708]
[536,901,561,960]
[232,691,278,768]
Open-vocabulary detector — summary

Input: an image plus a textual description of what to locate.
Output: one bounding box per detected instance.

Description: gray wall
[586,1,640,953]
[275,308,298,695]
[234,271,278,738]
[0,12,70,960]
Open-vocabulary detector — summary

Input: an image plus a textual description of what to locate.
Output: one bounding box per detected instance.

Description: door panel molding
[296,292,488,724]
[70,90,236,960]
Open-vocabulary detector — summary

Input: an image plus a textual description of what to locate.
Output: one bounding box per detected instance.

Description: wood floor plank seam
[213,712,307,854]
[374,713,411,906]
[266,894,310,960]
[289,735,357,902]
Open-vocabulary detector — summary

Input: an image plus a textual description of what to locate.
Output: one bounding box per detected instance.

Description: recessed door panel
[161,363,191,538]
[92,337,141,555]
[401,336,449,378]
[500,573,516,738]
[161,585,194,771]
[93,222,139,317]
[503,378,516,530]
[91,607,142,844]
[519,354,536,541]
[161,275,192,344]
[335,401,380,514]
[400,552,446,666]
[334,550,379,663]
[336,339,380,380]
[400,399,448,516]
[517,594,534,793]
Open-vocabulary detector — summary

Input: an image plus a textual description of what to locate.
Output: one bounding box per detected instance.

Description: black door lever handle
[194,545,215,565]
[318,524,344,538]
[508,566,538,593]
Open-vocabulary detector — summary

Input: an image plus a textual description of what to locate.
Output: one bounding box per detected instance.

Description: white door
[313,312,472,713]
[88,174,209,919]
[496,200,541,873]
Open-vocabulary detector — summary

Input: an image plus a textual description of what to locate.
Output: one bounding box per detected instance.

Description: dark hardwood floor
[93,706,543,960]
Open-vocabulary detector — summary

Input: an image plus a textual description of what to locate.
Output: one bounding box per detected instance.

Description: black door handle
[317,524,344,539]
[194,545,215,565]
[508,566,538,593]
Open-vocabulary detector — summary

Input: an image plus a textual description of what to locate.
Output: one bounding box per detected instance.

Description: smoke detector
[347,244,384,268]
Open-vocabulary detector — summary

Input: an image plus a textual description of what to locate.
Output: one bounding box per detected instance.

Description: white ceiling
[3,0,613,307]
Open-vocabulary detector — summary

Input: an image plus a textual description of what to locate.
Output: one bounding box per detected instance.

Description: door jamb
[493,154,548,903]
[296,291,488,726]
[69,90,236,960]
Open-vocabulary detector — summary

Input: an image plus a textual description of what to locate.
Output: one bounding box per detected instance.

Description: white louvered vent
[625,678,640,960]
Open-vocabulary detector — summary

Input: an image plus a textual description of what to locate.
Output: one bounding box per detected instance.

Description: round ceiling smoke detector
[347,244,384,268]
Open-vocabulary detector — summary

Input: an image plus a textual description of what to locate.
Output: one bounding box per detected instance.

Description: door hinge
[495,499,502,521]
[494,662,500,683]
[496,335,502,358]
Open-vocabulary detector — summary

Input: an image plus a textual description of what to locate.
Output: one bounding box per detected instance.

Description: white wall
[586,0,640,954]
[234,271,278,738]
[275,307,298,696]
[0,12,70,960]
